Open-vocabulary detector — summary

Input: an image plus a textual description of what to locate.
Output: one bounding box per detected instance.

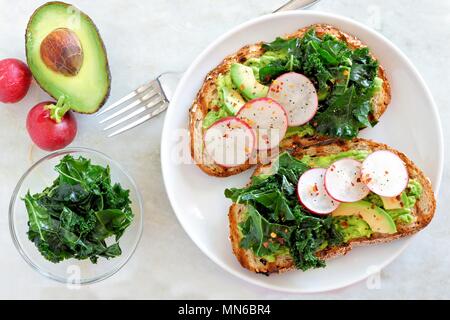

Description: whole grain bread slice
[228,138,436,274]
[190,24,391,177]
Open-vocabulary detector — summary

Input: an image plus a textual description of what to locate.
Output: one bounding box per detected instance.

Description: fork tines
[98,79,168,137]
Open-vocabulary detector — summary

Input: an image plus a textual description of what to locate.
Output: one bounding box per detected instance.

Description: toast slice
[228,138,436,274]
[190,24,391,177]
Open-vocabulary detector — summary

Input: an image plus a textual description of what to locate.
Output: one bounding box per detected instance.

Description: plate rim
[161,10,444,293]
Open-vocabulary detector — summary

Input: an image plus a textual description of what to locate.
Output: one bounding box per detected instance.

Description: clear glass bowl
[9,148,143,285]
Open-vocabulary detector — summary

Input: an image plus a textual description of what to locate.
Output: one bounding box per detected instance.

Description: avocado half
[25,1,111,114]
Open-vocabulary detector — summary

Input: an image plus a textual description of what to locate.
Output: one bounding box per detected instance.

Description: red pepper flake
[312,183,319,193]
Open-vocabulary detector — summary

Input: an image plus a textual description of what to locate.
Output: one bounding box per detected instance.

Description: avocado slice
[220,86,245,114]
[216,73,244,114]
[25,2,111,114]
[230,63,268,100]
[332,201,397,234]
[380,196,403,210]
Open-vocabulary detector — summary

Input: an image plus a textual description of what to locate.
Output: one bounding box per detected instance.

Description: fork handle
[274,0,320,12]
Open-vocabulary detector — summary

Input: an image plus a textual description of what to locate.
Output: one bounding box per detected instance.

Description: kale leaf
[225,152,344,270]
[24,155,133,264]
[262,37,301,56]
[350,47,379,89]
[314,85,372,139]
[239,206,293,258]
[259,37,301,84]
[259,59,293,84]
[290,209,343,271]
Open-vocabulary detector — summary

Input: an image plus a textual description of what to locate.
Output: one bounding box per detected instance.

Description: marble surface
[0,0,448,299]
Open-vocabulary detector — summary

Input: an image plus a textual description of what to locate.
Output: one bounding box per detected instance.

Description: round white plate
[161,11,443,293]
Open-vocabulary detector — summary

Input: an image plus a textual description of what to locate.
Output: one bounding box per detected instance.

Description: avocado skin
[25,1,111,114]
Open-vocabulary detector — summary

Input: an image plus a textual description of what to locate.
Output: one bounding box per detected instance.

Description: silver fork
[98,0,320,137]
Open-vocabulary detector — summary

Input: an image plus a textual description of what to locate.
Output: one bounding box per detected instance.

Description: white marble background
[0,0,448,299]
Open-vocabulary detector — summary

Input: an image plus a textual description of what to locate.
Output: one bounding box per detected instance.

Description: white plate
[161,11,443,293]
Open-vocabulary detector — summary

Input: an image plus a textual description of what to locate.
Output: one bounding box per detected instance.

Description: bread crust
[189,24,391,177]
[228,138,436,274]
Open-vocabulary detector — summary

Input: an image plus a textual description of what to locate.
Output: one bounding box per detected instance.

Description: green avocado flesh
[26,2,110,113]
[230,63,268,100]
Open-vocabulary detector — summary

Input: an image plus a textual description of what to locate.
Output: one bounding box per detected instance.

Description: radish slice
[361,151,409,197]
[325,158,370,202]
[204,116,255,167]
[237,97,288,151]
[267,72,318,126]
[297,168,340,215]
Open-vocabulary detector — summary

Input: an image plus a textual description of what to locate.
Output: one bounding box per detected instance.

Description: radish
[297,168,340,215]
[267,72,318,126]
[204,116,255,167]
[324,158,370,202]
[361,150,409,197]
[237,97,288,151]
[26,100,77,151]
[0,58,32,103]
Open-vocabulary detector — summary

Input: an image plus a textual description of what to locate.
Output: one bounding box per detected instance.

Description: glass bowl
[9,147,143,285]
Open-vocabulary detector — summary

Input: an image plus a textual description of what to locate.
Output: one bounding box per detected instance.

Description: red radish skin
[297,168,340,215]
[267,72,318,126]
[26,101,77,151]
[324,158,370,203]
[0,58,32,103]
[237,97,288,151]
[204,116,255,168]
[361,150,409,197]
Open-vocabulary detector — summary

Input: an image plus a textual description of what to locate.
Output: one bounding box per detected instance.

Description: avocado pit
[40,28,83,76]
